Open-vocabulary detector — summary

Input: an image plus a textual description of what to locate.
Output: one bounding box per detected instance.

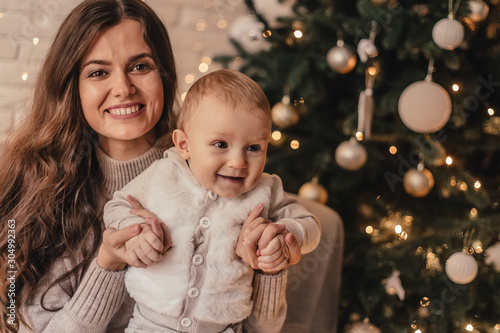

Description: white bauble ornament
[398,79,452,133]
[271,96,299,128]
[345,320,381,333]
[445,251,478,284]
[403,167,434,197]
[468,0,489,22]
[327,40,357,74]
[335,137,367,171]
[253,0,296,27]
[432,17,464,50]
[298,177,328,204]
[485,242,500,272]
[228,15,270,53]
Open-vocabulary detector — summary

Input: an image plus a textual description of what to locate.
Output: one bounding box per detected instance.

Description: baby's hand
[125,219,164,268]
[257,229,291,274]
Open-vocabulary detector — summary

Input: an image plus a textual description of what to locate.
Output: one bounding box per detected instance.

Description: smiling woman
[78,19,165,160]
[0,1,303,332]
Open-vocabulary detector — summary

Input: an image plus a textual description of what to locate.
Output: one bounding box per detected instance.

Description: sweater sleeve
[103,160,161,230]
[268,175,321,254]
[242,270,287,333]
[19,258,128,333]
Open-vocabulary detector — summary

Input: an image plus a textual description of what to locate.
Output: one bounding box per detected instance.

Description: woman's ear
[172,129,190,160]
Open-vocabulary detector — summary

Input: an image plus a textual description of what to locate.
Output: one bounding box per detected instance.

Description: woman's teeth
[108,105,141,115]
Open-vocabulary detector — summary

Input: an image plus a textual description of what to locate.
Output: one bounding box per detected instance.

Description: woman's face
[79,19,164,157]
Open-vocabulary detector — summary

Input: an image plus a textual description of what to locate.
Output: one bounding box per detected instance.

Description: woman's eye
[214,141,228,149]
[247,145,261,152]
[132,63,152,72]
[88,70,106,78]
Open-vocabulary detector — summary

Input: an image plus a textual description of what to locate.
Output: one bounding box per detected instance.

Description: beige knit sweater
[19,144,287,333]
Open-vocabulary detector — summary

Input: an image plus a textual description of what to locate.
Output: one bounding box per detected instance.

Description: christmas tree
[218,0,500,332]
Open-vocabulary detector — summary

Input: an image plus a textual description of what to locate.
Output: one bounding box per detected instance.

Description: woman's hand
[236,203,302,273]
[97,224,143,271]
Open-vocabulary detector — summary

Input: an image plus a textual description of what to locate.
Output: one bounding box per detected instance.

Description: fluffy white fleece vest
[125,148,276,325]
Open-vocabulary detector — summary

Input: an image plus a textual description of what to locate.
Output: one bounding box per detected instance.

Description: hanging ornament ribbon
[357,21,378,63]
[357,67,376,138]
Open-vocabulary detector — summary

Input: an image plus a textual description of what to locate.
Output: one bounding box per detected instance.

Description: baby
[104,69,319,332]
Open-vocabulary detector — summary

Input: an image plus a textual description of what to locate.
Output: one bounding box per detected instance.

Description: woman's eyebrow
[81,53,155,70]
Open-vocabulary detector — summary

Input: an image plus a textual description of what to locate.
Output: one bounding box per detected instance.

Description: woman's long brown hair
[0,0,177,331]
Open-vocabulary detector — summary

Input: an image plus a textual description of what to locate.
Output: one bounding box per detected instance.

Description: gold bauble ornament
[271,95,299,128]
[335,137,367,171]
[445,251,478,284]
[370,0,389,5]
[298,177,328,204]
[468,0,489,22]
[326,39,357,74]
[403,164,434,197]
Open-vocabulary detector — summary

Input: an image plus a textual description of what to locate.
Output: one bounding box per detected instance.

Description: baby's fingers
[139,243,162,264]
[259,237,282,256]
[258,256,288,274]
[145,230,164,253]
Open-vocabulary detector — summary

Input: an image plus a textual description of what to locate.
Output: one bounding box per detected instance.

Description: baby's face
[182,95,271,198]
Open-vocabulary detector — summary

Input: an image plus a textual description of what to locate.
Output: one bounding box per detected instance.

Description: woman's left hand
[236,203,301,273]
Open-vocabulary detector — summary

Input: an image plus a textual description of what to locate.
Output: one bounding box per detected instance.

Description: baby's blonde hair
[178,69,271,130]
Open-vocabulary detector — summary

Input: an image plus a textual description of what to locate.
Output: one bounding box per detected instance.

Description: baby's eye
[247,145,261,152]
[214,141,228,149]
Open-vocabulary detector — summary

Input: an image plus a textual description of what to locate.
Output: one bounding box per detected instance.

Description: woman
[0,0,303,332]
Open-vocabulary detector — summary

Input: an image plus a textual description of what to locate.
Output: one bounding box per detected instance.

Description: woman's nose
[112,72,136,98]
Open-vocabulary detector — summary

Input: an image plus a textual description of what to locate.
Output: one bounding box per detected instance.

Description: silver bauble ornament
[335,137,367,171]
[403,166,434,197]
[445,251,478,284]
[326,40,357,74]
[432,16,464,50]
[271,95,299,128]
[228,15,270,53]
[398,79,452,133]
[485,242,500,272]
[468,0,489,22]
[345,319,381,333]
[298,177,328,204]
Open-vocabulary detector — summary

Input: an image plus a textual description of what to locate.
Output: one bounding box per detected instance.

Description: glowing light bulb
[290,140,300,149]
[446,156,453,165]
[389,146,397,154]
[470,208,478,218]
[488,108,495,116]
[365,226,374,234]
[263,30,272,38]
[356,131,364,141]
[368,66,377,76]
[466,324,473,332]
[474,181,481,189]
[33,37,39,45]
[216,19,228,29]
[198,63,209,73]
[415,330,422,333]
[271,131,282,141]
[293,30,303,38]
[196,20,206,32]
[452,84,460,92]
[21,72,28,81]
[395,225,402,234]
[185,74,195,84]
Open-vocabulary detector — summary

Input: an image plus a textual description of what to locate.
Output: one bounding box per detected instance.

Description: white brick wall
[0,0,247,143]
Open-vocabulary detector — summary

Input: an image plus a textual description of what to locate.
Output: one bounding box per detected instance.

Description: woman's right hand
[97,224,143,271]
